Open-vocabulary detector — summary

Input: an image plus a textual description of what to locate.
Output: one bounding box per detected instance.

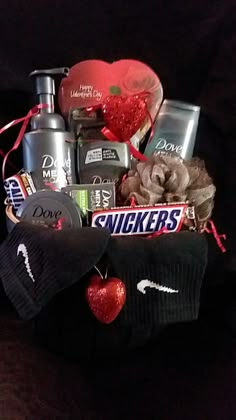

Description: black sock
[106,231,208,325]
[0,222,110,320]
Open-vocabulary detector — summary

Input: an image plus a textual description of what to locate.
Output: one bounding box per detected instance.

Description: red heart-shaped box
[58,59,163,121]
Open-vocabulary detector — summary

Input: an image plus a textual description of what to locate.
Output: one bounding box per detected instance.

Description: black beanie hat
[105,231,208,325]
[0,222,110,320]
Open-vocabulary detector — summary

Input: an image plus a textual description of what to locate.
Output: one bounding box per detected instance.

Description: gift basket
[0,59,227,359]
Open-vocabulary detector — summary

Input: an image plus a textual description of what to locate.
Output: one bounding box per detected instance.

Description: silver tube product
[144,100,200,160]
[22,68,77,191]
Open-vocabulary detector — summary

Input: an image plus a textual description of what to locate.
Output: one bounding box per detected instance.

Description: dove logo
[17,243,36,283]
[137,279,179,295]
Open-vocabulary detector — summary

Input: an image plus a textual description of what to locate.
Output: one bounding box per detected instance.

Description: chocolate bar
[3,171,36,212]
[91,202,196,236]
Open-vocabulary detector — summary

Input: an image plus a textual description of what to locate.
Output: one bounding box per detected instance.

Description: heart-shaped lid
[58,59,163,123]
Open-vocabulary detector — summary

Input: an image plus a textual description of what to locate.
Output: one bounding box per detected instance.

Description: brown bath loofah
[120,155,216,225]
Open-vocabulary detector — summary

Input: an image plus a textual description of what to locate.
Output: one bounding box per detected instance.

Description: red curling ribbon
[86,104,101,113]
[54,217,65,231]
[129,142,148,161]
[0,104,48,180]
[204,219,227,253]
[101,127,119,142]
[146,227,168,239]
[147,219,227,250]
[0,149,16,172]
[121,173,128,183]
[130,196,136,207]
[101,127,148,161]
[44,182,59,191]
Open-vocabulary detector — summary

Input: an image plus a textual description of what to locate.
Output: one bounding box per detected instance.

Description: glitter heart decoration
[86,266,126,324]
[102,94,148,141]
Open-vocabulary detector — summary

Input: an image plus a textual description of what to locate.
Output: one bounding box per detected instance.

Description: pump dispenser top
[23,67,77,190]
[30,67,69,131]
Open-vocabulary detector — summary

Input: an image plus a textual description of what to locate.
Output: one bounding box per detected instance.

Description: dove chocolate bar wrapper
[62,183,116,216]
[91,203,196,236]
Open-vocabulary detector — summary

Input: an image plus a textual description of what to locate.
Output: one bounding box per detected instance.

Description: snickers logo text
[91,204,187,236]
[4,176,27,211]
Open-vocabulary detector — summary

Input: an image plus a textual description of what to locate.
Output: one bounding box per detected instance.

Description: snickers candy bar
[91,202,196,236]
[3,171,36,212]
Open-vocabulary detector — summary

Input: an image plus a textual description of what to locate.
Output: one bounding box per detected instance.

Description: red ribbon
[54,217,65,231]
[101,127,148,161]
[146,227,168,239]
[129,196,136,207]
[86,91,154,162]
[44,182,59,191]
[204,219,226,253]
[146,218,227,249]
[0,149,16,172]
[122,191,226,250]
[0,104,48,180]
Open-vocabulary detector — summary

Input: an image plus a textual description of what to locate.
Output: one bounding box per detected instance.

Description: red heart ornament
[86,274,126,324]
[102,94,148,141]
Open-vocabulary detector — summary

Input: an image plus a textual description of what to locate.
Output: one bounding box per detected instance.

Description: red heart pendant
[102,95,147,141]
[86,275,126,324]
